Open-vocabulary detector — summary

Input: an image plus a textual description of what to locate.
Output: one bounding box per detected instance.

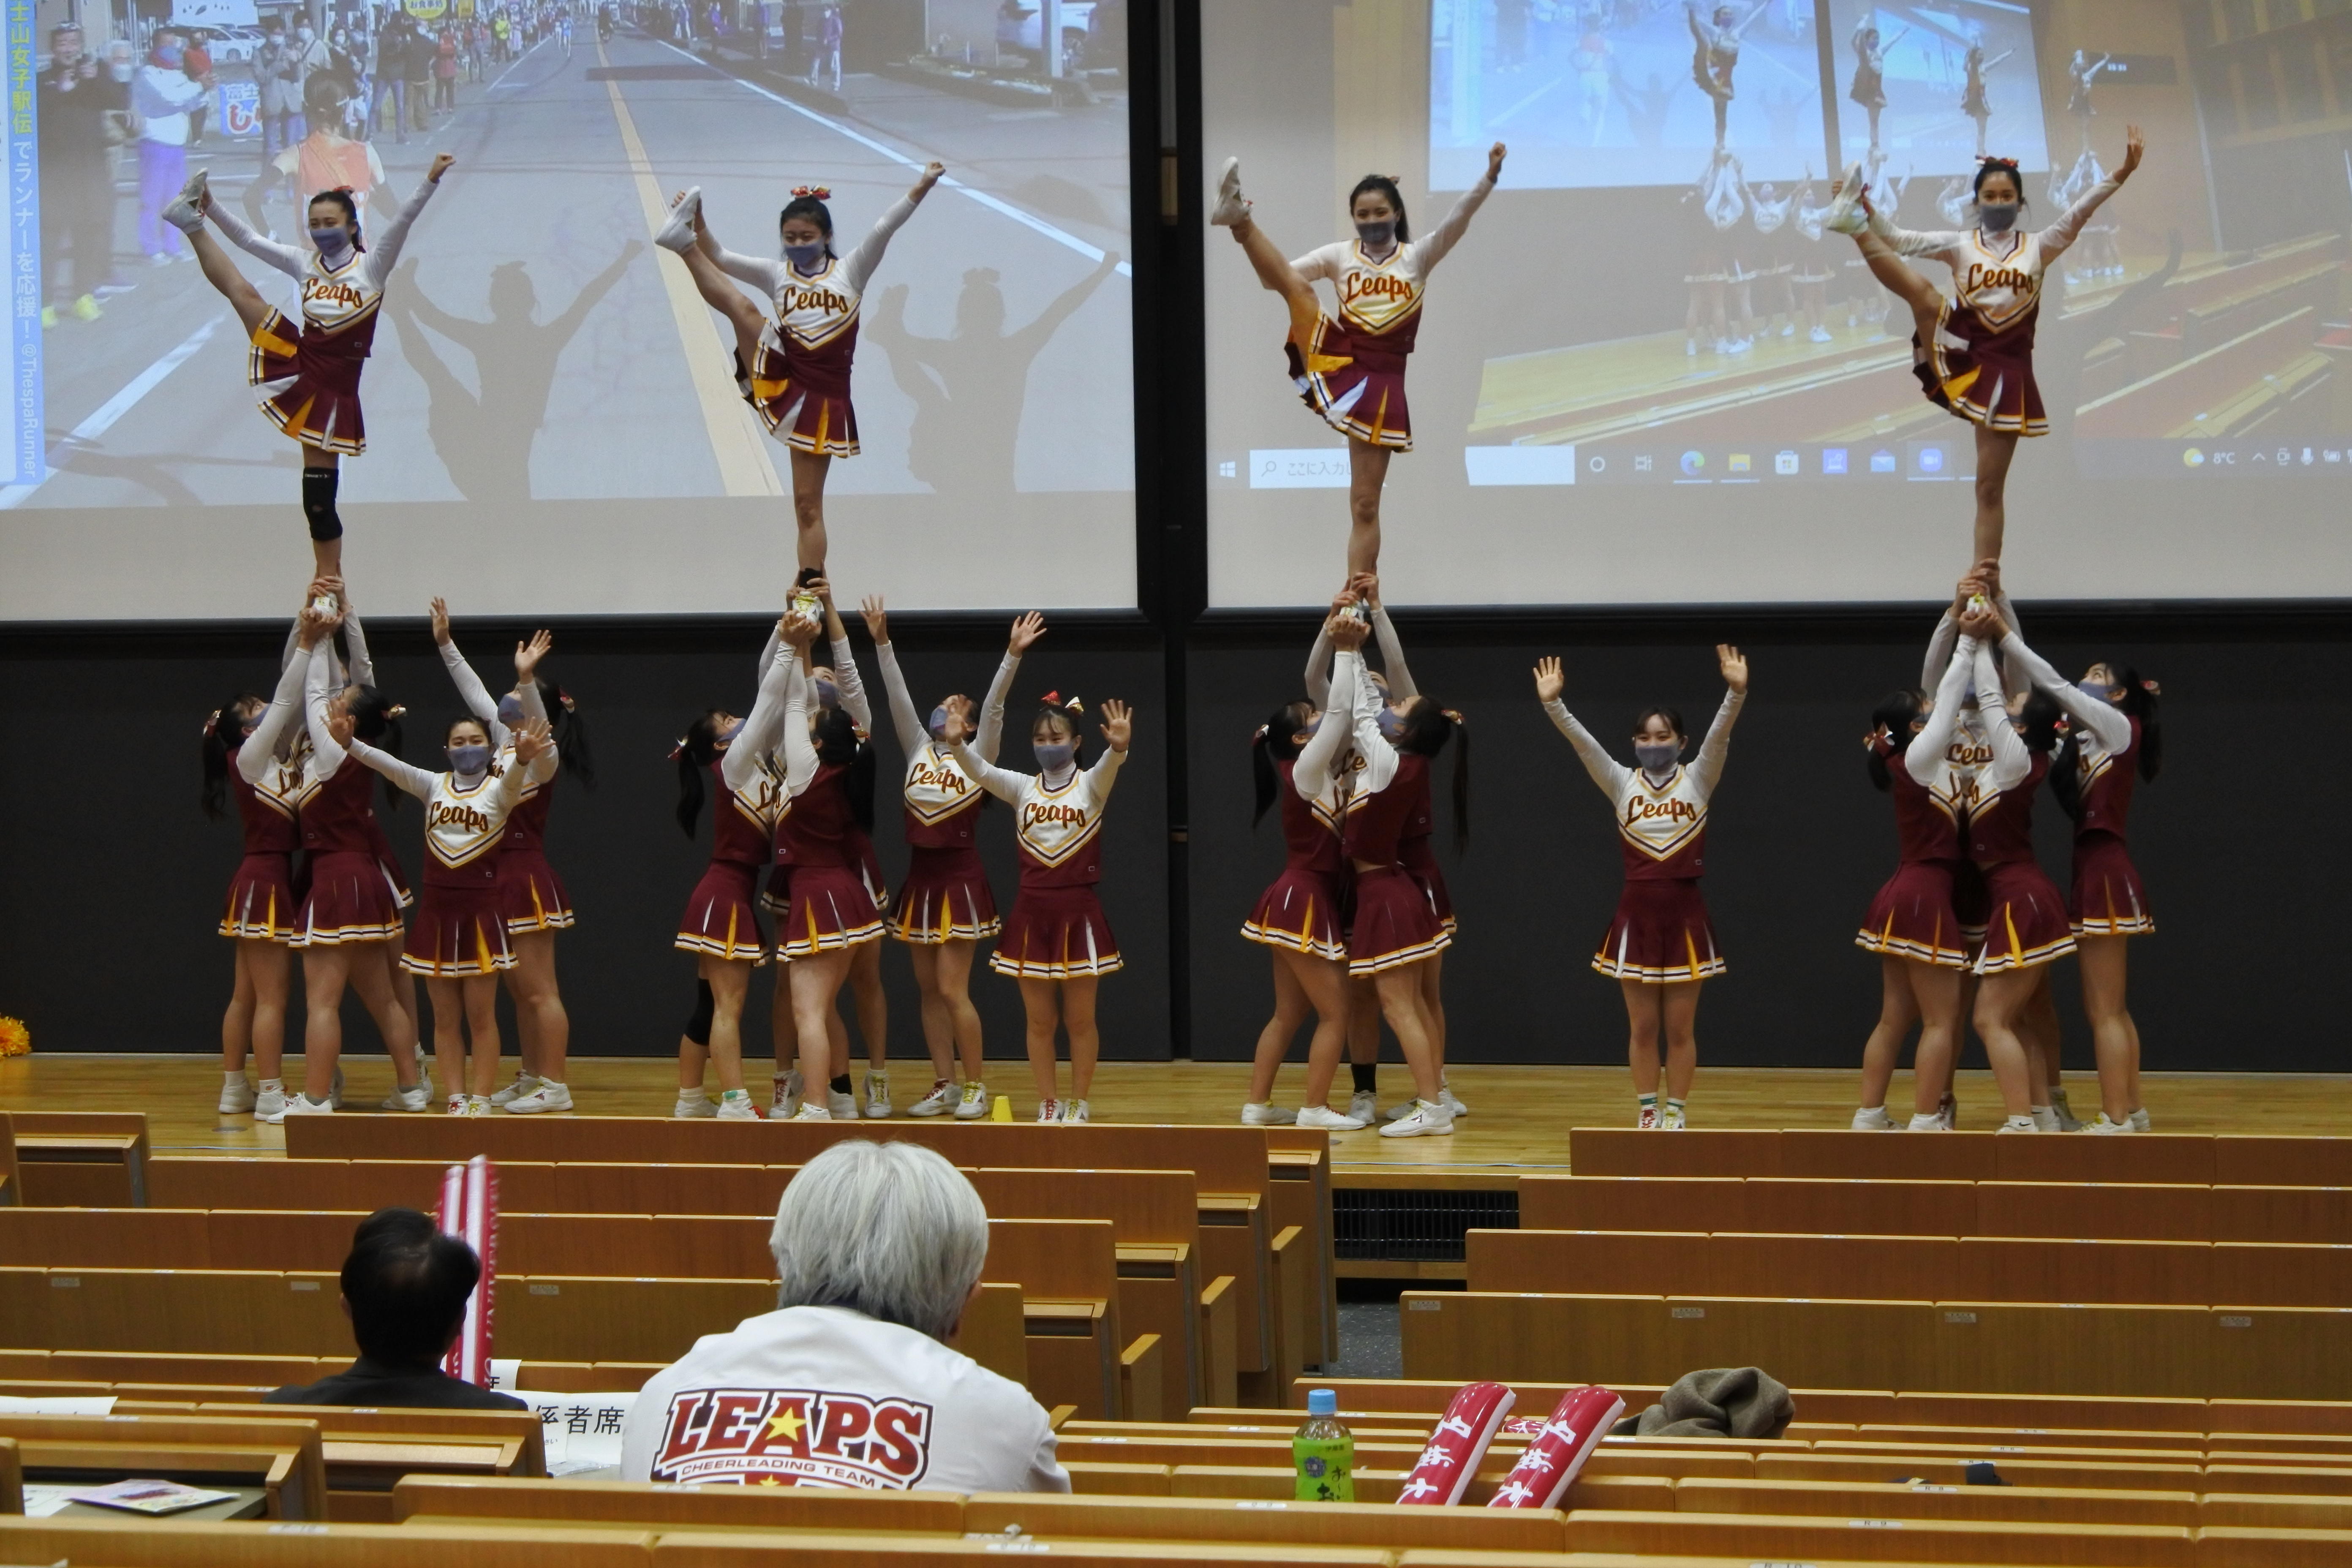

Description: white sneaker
[505,1081,572,1114]
[2030,1105,2061,1132]
[445,1094,472,1116]
[827,1089,858,1119]
[654,185,701,253]
[1035,1098,1062,1123]
[283,1094,335,1116]
[1241,1102,1297,1126]
[1440,1086,1470,1118]
[1937,1091,1959,1131]
[1379,1099,1455,1138]
[773,1070,803,1119]
[162,169,209,233]
[2087,1113,2135,1135]
[1297,1104,1367,1131]
[1823,161,1869,234]
[1060,1098,1091,1124]
[1382,1096,1420,1122]
[716,1089,759,1120]
[863,1071,892,1119]
[1637,1105,1661,1130]
[1661,1105,1688,1130]
[2049,1092,2084,1133]
[1998,1114,2039,1132]
[1907,1113,1946,1132]
[254,1083,289,1124]
[219,1076,256,1114]
[2129,1108,2151,1132]
[674,1091,715,1119]
[465,1095,493,1117]
[1209,156,1251,226]
[956,1081,989,1119]
[1852,1105,1896,1131]
[908,1080,956,1117]
[1347,1089,1379,1125]
[790,1102,833,1121]
[1809,325,1834,343]
[380,1079,431,1113]
[490,1073,542,1108]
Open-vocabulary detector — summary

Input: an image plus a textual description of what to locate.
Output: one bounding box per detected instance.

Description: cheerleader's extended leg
[1062,975,1102,1104]
[789,450,832,575]
[849,936,888,1076]
[1374,965,1444,1108]
[1345,441,1391,578]
[1973,424,2018,564]
[1620,977,1701,1113]
[677,978,716,1111]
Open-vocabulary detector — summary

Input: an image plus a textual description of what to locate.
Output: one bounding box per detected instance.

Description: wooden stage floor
[6,1055,2346,1181]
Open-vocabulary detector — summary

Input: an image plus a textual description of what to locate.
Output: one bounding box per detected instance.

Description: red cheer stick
[1486,1386,1625,1508]
[1395,1381,1516,1505]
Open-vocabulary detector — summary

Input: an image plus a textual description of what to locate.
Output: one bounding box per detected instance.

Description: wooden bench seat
[1563,1508,2194,1564]
[0,1516,655,1565]
[1563,1128,2352,1186]
[0,1412,329,1520]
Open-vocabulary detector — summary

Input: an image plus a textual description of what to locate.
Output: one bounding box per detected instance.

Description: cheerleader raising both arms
[1209,144,1504,574]
[162,158,453,583]
[1999,629,2162,1133]
[671,613,819,1119]
[343,702,553,1116]
[430,606,593,1115]
[1536,645,1749,1130]
[947,695,1132,1124]
[864,599,1039,1119]
[1822,130,2142,562]
[656,167,944,572]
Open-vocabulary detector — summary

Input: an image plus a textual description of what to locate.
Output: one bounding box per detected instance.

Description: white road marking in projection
[0,316,223,511]
[652,40,1132,278]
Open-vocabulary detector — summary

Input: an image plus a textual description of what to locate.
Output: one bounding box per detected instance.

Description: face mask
[784,242,826,271]
[1635,742,1680,773]
[1355,220,1396,250]
[153,44,183,66]
[496,693,527,728]
[449,743,491,775]
[2076,679,2115,707]
[311,226,352,258]
[1978,202,2020,233]
[718,717,745,745]
[1375,708,1406,741]
[1033,740,1076,773]
[111,60,134,80]
[299,27,315,41]
[813,676,839,710]
[928,704,953,740]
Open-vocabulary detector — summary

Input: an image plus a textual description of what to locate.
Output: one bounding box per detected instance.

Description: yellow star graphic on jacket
[765,1407,806,1442]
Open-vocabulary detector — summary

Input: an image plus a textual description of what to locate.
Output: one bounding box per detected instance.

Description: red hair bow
[791,184,832,199]
[202,708,221,738]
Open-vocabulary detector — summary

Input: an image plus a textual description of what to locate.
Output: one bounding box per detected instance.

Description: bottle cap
[1306,1388,1337,1416]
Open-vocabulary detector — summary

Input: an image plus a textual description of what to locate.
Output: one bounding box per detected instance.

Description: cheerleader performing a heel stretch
[1537,645,1749,1130]
[655,166,944,572]
[866,600,1038,1120]
[343,702,553,1116]
[1822,131,2141,561]
[1209,144,1505,574]
[2000,628,2161,1133]
[431,605,591,1115]
[1687,3,1766,153]
[671,613,817,1119]
[1313,615,1458,1139]
[948,695,1132,1124]
[283,609,429,1116]
[1946,602,2076,1130]
[1962,41,2014,159]
[163,156,452,582]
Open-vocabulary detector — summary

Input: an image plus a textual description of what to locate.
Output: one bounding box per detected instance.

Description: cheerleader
[2000,630,2161,1134]
[1848,21,1901,153]
[1309,614,1454,1139]
[284,609,429,1116]
[1535,645,1749,1130]
[771,624,886,1124]
[1209,144,1505,574]
[655,167,945,574]
[2066,51,2115,157]
[1748,175,1802,340]
[1962,42,2014,159]
[430,605,592,1115]
[1948,602,2074,1130]
[1683,151,1752,356]
[1823,130,2142,562]
[343,697,553,1115]
[864,598,1038,1119]
[1791,175,1838,343]
[671,613,820,1119]
[162,157,453,583]
[1687,3,1766,152]
[946,695,1134,1124]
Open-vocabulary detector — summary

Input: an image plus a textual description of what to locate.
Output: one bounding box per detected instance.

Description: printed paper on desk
[0,1395,115,1415]
[487,1358,521,1392]
[525,1391,639,1475]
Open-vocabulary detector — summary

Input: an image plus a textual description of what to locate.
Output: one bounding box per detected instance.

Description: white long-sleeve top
[946,736,1125,886]
[875,643,1018,841]
[242,648,317,786]
[346,737,532,872]
[1544,687,1744,874]
[1290,174,1494,340]
[207,179,437,328]
[1999,631,2131,757]
[1870,180,2121,329]
[708,195,918,350]
[1974,641,2032,798]
[1922,593,2029,703]
[1296,648,1389,803]
[280,608,374,692]
[728,648,819,801]
[1303,606,1417,708]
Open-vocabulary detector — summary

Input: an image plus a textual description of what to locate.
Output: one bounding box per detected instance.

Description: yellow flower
[0,1017,27,1057]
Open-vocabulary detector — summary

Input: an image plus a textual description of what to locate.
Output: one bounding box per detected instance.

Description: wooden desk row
[1567,1127,2352,1186]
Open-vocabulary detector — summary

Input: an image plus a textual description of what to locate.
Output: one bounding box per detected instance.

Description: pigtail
[1251,725,1279,828]
[1445,709,1470,855]
[674,711,726,838]
[201,707,233,820]
[542,678,596,789]
[2048,727,2085,823]
[2107,664,2162,781]
[344,687,406,811]
[1865,691,1925,794]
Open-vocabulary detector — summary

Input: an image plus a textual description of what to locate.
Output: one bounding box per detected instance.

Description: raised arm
[1866,202,1966,261]
[362,157,450,286]
[303,640,351,779]
[1081,700,1131,806]
[1369,602,1418,702]
[724,629,799,792]
[828,633,871,733]
[240,648,313,782]
[943,735,1029,805]
[1536,671,1633,800]
[1344,651,1399,795]
[1904,635,1976,774]
[1686,688,1748,798]
[344,737,440,801]
[778,661,821,798]
[838,182,928,295]
[202,195,308,281]
[1303,622,1334,708]
[706,234,787,297]
[2035,176,2124,259]
[2001,627,2132,754]
[436,632,507,742]
[975,649,1022,763]
[1293,659,1350,800]
[1410,156,1501,275]
[873,640,928,756]
[1973,640,2031,794]
[340,610,376,689]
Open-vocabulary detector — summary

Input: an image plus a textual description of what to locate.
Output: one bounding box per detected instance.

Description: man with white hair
[619,1140,1070,1492]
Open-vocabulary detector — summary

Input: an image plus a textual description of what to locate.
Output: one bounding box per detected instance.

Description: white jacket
[619,1304,1070,1494]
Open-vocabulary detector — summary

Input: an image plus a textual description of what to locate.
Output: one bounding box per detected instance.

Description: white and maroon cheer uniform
[1286,174,1494,451]
[951,737,1126,980]
[876,641,1018,944]
[1871,178,2120,436]
[711,195,917,458]
[210,180,438,456]
[773,757,885,960]
[1303,604,1451,933]
[438,639,574,935]
[2002,632,2155,938]
[1546,687,1745,983]
[1307,649,1448,976]
[674,650,814,966]
[1855,637,1985,969]
[346,738,542,978]
[1960,642,2077,974]
[294,641,408,946]
[1242,753,1350,962]
[222,653,314,943]
[281,609,413,912]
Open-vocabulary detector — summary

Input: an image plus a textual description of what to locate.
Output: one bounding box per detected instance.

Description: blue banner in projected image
[3,0,42,488]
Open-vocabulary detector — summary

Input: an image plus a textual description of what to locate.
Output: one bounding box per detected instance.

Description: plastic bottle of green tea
[1292,1387,1355,1502]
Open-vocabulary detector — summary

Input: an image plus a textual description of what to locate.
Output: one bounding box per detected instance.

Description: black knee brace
[302,468,343,542]
[684,980,715,1046]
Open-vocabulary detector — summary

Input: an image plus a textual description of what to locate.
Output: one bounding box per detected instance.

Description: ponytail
[199,694,263,819]
[1396,698,1469,854]
[539,676,596,789]
[674,710,727,838]
[344,686,406,811]
[1865,690,1926,793]
[2104,662,2162,781]
[1446,710,1470,855]
[1252,701,1316,828]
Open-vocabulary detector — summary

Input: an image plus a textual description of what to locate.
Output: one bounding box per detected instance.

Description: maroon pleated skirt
[889,846,1001,945]
[991,884,1122,979]
[1855,859,1970,969]
[1593,878,1723,984]
[220,852,299,943]
[1971,860,2077,975]
[401,881,517,977]
[296,849,405,947]
[777,864,885,961]
[1346,864,1448,977]
[498,847,574,934]
[2070,834,2154,938]
[1242,866,1349,962]
[675,860,770,966]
